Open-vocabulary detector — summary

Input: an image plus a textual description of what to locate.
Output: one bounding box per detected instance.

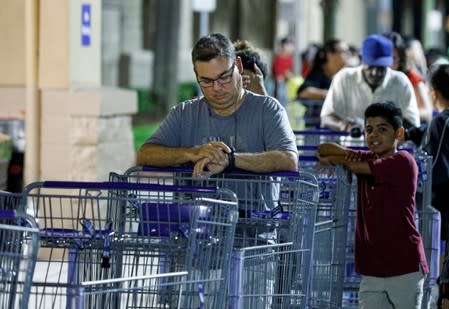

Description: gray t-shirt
[147,91,297,154]
[146,91,297,212]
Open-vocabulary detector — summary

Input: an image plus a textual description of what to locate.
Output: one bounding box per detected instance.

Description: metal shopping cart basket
[110,166,320,308]
[76,271,188,309]
[0,206,40,309]
[21,181,238,309]
[228,241,308,309]
[296,129,358,309]
[303,164,354,309]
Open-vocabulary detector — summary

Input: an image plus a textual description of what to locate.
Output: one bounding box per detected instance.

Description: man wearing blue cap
[320,34,420,132]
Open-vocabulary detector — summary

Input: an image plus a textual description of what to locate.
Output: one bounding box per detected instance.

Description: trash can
[0,119,24,192]
[0,134,12,190]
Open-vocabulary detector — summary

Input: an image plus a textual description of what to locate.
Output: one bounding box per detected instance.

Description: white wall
[335,0,366,47]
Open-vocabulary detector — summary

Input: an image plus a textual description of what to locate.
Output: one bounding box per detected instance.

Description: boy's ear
[395,127,405,140]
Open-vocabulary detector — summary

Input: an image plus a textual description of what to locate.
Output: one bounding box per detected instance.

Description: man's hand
[193,141,231,164]
[191,141,233,177]
[192,156,228,178]
[241,64,267,95]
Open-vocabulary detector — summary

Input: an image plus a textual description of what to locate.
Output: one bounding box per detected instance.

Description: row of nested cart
[0,128,441,309]
[0,167,321,309]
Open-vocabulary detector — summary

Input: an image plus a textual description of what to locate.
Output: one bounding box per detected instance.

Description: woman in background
[386,32,433,123]
[296,38,349,100]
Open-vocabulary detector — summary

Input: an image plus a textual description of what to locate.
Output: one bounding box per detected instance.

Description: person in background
[234,39,269,95]
[296,38,349,100]
[421,64,449,309]
[300,42,321,78]
[320,34,420,134]
[405,37,429,78]
[136,33,298,177]
[385,32,433,124]
[425,47,449,68]
[272,36,295,106]
[317,102,428,309]
[347,44,361,67]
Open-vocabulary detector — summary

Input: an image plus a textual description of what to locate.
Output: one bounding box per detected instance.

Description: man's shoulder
[179,96,203,106]
[332,67,360,85]
[337,66,360,77]
[172,97,204,111]
[387,69,411,85]
[245,91,281,109]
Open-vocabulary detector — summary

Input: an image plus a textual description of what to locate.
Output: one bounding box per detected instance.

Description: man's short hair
[429,64,449,101]
[280,36,294,45]
[191,33,235,64]
[361,34,393,67]
[365,102,403,130]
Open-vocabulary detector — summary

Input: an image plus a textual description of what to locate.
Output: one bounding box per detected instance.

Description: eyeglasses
[197,63,235,88]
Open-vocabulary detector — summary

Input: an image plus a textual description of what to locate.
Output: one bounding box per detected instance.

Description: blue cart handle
[294,129,350,136]
[139,165,302,177]
[0,209,17,219]
[41,181,219,194]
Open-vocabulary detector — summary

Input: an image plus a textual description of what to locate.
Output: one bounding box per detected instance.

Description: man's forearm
[321,114,363,131]
[234,150,298,173]
[136,144,195,167]
[320,114,346,131]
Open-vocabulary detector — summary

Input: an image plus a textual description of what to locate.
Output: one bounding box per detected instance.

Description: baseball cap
[361,34,393,67]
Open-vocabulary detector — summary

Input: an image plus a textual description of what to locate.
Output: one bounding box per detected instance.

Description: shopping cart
[415,151,441,309]
[228,242,308,308]
[21,181,238,309]
[111,166,320,308]
[300,164,354,309]
[0,208,40,309]
[301,138,433,308]
[76,271,188,309]
[0,189,25,211]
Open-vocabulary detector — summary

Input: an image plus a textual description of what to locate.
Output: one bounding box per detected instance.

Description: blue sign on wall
[81,3,91,47]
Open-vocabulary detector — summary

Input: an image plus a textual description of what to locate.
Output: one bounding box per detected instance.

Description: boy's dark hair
[192,33,235,64]
[429,64,449,100]
[234,39,268,79]
[365,102,403,130]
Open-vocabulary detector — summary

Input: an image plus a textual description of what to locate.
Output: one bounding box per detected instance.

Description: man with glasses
[320,34,420,133]
[136,33,298,177]
[137,34,298,308]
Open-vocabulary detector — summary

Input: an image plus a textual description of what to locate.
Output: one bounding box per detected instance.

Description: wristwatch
[226,147,235,172]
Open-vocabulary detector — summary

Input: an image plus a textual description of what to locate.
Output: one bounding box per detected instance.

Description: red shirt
[355,150,428,277]
[406,69,424,88]
[272,54,294,80]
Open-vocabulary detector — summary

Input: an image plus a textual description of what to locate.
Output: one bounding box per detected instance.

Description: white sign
[428,10,442,32]
[192,0,216,12]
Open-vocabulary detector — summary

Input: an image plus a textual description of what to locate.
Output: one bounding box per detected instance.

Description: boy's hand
[316,153,333,165]
[345,151,362,162]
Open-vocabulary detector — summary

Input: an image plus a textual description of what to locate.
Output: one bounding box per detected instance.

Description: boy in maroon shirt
[317,102,428,308]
